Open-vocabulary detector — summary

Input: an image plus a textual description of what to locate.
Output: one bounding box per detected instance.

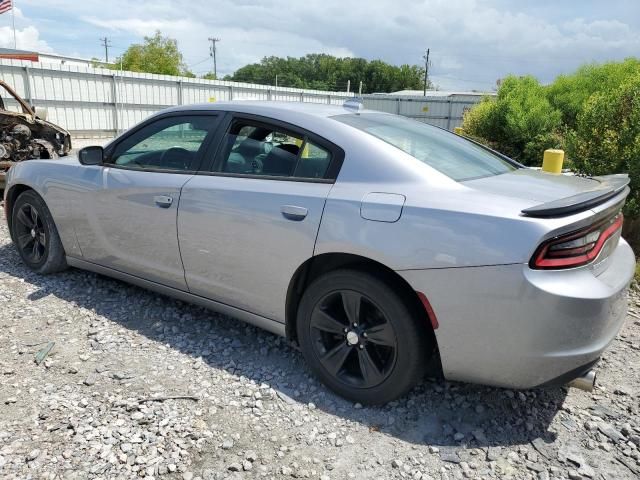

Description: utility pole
[208,37,221,79]
[100,37,112,63]
[10,1,16,49]
[423,48,430,96]
[347,79,350,94]
[358,81,363,96]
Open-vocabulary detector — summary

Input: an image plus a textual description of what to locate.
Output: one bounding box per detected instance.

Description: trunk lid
[463,169,629,217]
[464,168,629,273]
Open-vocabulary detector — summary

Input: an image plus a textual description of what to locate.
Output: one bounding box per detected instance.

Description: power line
[208,37,221,79]
[187,56,211,65]
[99,37,112,63]
[188,56,212,70]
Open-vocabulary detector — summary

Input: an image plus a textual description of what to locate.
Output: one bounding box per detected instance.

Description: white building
[0,48,112,68]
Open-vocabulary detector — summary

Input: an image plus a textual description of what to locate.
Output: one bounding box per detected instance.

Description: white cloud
[13,0,640,90]
[81,11,354,76]
[81,17,195,37]
[0,25,53,52]
[0,8,53,52]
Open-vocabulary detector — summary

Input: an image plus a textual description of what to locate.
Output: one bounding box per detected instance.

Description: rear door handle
[154,195,173,208]
[281,205,308,221]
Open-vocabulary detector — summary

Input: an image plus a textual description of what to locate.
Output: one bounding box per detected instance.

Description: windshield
[333,113,517,181]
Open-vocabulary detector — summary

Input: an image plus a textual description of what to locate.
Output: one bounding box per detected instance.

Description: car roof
[162,100,385,121]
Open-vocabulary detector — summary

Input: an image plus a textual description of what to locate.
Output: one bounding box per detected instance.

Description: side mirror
[78,146,104,166]
[33,106,48,121]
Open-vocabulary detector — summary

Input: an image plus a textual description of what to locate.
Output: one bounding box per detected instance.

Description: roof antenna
[343,97,364,112]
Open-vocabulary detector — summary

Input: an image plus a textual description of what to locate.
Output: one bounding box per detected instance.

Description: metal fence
[1,59,484,137]
[361,94,483,130]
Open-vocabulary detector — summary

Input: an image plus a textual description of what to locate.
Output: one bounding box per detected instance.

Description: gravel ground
[0,205,639,480]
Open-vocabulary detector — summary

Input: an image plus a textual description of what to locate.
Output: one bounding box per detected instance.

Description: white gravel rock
[0,204,638,479]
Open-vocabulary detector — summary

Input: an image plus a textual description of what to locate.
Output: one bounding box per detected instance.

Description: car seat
[261,144,300,176]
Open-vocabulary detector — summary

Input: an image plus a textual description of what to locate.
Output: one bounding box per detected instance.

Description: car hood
[32,155,81,166]
[36,117,71,137]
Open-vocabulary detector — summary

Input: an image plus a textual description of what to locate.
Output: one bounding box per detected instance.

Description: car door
[75,113,221,290]
[178,114,343,321]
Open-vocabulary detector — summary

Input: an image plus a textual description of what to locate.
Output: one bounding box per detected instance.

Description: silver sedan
[3,101,634,404]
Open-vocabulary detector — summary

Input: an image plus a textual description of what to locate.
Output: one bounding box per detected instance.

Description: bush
[567,76,640,216]
[462,60,640,167]
[522,131,565,166]
[460,97,500,143]
[547,58,640,128]
[462,58,640,252]
[462,76,562,166]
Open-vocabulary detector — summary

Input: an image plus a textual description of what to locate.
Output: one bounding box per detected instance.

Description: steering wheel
[159,147,191,169]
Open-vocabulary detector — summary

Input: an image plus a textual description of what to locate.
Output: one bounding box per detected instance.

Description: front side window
[333,113,516,181]
[218,120,332,179]
[110,115,218,171]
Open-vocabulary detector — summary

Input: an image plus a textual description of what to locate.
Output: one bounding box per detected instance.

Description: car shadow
[0,242,567,451]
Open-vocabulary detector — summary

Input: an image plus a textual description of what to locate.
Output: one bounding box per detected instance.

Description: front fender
[5,160,85,257]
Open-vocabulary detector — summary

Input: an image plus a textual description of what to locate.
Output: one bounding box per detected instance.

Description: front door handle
[154,195,173,208]
[281,205,308,221]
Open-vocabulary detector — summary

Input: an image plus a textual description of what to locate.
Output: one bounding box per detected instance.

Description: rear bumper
[537,359,599,389]
[399,238,634,389]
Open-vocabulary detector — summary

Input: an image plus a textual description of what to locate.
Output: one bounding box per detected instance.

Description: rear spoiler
[521,174,630,218]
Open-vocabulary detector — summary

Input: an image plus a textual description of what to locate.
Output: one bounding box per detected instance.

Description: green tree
[90,57,106,68]
[227,54,425,93]
[113,31,191,76]
[202,72,217,80]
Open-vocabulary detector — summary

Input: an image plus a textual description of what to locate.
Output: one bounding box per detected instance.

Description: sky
[1,0,639,92]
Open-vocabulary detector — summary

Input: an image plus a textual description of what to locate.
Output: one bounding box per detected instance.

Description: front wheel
[10,190,67,274]
[296,269,430,405]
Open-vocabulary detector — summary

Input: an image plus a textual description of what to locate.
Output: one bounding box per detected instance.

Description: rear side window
[333,113,516,181]
[217,119,332,180]
[293,142,332,179]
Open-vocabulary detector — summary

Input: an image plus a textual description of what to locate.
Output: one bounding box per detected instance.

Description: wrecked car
[0,80,71,189]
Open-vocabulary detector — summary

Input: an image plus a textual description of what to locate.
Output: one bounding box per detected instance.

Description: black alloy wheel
[13,202,47,264]
[309,289,397,388]
[10,190,67,274]
[297,269,430,404]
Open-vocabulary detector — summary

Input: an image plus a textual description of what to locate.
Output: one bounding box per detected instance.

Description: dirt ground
[0,204,639,480]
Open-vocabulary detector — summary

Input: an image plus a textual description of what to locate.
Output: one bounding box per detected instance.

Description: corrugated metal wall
[1,59,485,137]
[361,94,482,130]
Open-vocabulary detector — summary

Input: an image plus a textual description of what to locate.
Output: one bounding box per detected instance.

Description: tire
[296,269,430,405]
[10,190,67,274]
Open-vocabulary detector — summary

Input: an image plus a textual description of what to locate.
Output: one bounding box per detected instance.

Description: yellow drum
[542,149,564,174]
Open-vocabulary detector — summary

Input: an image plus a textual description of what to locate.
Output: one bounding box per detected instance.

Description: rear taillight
[530,213,623,269]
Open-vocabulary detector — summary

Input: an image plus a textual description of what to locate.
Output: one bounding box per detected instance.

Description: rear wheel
[11,190,67,274]
[297,269,430,404]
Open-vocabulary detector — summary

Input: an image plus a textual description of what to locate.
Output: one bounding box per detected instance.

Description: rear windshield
[333,113,516,181]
